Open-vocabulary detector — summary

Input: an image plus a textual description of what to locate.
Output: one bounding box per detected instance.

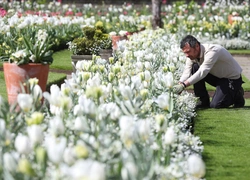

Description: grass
[229,49,250,55]
[50,49,73,71]
[194,99,250,180]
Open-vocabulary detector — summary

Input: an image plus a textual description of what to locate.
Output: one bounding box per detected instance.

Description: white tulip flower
[155,93,170,111]
[17,94,33,112]
[136,119,151,141]
[14,134,32,155]
[78,96,96,116]
[49,116,65,136]
[33,84,43,100]
[27,125,44,147]
[45,136,67,164]
[119,84,133,100]
[74,116,87,131]
[73,104,84,116]
[164,126,176,145]
[187,154,206,178]
[119,115,135,147]
[63,147,76,165]
[3,152,18,172]
[0,119,6,136]
[69,159,106,180]
[165,72,174,88]
[121,162,138,180]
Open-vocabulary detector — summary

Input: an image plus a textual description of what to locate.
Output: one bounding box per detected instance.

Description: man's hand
[173,84,185,94]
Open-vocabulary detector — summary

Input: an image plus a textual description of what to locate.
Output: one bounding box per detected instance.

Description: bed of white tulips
[4,0,250,179]
[0,29,206,179]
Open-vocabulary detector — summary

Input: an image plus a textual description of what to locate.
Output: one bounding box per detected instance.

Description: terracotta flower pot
[228,15,233,25]
[3,63,49,104]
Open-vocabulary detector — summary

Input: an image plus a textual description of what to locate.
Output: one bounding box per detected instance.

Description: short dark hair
[180,35,200,49]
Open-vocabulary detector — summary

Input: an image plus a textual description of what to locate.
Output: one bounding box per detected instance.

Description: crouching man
[173,35,245,108]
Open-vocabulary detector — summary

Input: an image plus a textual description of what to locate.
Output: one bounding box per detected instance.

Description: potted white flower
[1,29,54,104]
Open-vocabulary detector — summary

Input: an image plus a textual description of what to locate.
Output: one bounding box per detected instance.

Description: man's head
[180,35,200,60]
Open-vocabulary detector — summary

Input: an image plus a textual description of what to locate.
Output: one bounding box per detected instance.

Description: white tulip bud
[164,126,176,145]
[187,154,206,178]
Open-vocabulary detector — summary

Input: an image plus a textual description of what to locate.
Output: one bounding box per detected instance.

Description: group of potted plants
[68,21,117,71]
[67,20,138,72]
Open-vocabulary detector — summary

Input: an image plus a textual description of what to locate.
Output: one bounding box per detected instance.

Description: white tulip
[3,152,18,172]
[27,125,43,147]
[17,94,33,112]
[155,93,170,110]
[33,84,43,100]
[119,84,133,100]
[144,70,151,82]
[187,154,206,178]
[45,136,67,164]
[14,134,32,155]
[119,116,135,147]
[144,61,151,70]
[0,119,6,136]
[63,147,76,165]
[74,116,86,131]
[69,159,105,180]
[136,119,151,141]
[73,104,84,116]
[49,116,65,136]
[165,72,174,88]
[78,96,96,115]
[164,126,176,145]
[43,84,61,106]
[106,102,121,121]
[121,162,138,180]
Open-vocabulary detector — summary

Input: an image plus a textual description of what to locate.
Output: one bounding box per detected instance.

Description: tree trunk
[151,0,163,29]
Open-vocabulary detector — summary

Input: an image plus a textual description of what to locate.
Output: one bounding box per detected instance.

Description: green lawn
[50,49,73,71]
[229,49,250,55]
[194,99,250,180]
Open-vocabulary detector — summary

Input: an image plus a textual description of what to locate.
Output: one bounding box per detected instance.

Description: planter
[228,15,233,24]
[228,15,238,25]
[99,49,113,61]
[111,35,127,50]
[3,63,49,104]
[71,55,93,72]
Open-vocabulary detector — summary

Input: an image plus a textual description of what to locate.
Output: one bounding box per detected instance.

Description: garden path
[232,55,250,81]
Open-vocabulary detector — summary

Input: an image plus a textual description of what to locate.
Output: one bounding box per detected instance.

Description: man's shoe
[234,87,245,108]
[196,99,210,109]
